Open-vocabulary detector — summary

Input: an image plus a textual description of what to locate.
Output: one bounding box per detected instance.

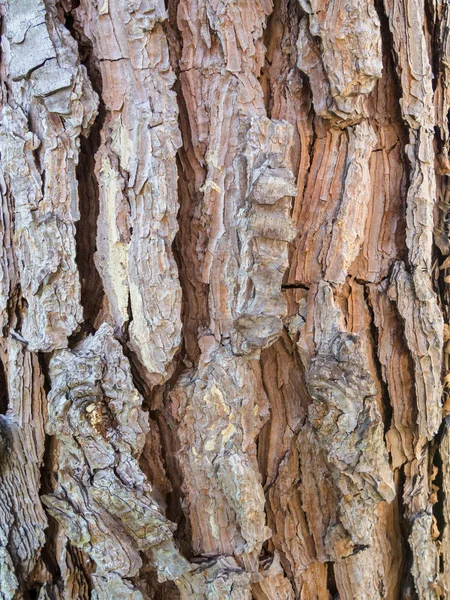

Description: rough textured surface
[0,0,450,598]
[170,346,270,567]
[0,340,47,599]
[297,0,382,122]
[298,282,395,559]
[43,325,191,594]
[1,0,98,352]
[76,0,183,387]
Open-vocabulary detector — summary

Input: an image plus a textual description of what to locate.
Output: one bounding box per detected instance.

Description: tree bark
[0,0,449,598]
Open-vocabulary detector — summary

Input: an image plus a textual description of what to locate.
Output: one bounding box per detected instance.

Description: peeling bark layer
[1,0,450,599]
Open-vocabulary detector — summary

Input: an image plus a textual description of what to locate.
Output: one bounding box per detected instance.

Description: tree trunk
[0,0,449,598]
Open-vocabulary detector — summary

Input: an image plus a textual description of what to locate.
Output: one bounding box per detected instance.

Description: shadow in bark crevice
[326,561,339,599]
[431,419,447,544]
[363,283,393,437]
[65,7,106,340]
[0,355,8,414]
[397,465,420,600]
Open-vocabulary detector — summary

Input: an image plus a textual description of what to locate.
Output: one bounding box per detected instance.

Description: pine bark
[0,0,449,598]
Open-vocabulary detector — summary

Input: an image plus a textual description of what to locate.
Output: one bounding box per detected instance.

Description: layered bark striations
[0,0,450,599]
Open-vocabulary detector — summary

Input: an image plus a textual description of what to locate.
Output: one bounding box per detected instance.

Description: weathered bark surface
[1,0,450,598]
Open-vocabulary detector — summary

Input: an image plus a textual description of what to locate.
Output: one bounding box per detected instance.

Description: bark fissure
[68,13,106,335]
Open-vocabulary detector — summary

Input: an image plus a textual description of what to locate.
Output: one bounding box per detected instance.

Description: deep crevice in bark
[167,0,211,368]
[374,0,410,141]
[66,542,93,598]
[36,353,62,593]
[398,465,419,600]
[364,283,393,436]
[0,355,8,414]
[151,403,193,559]
[424,0,439,91]
[172,114,210,366]
[432,420,447,543]
[35,454,63,595]
[281,283,309,290]
[326,561,338,599]
[66,8,105,337]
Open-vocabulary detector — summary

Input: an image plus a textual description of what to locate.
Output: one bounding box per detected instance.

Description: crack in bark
[64,8,105,338]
